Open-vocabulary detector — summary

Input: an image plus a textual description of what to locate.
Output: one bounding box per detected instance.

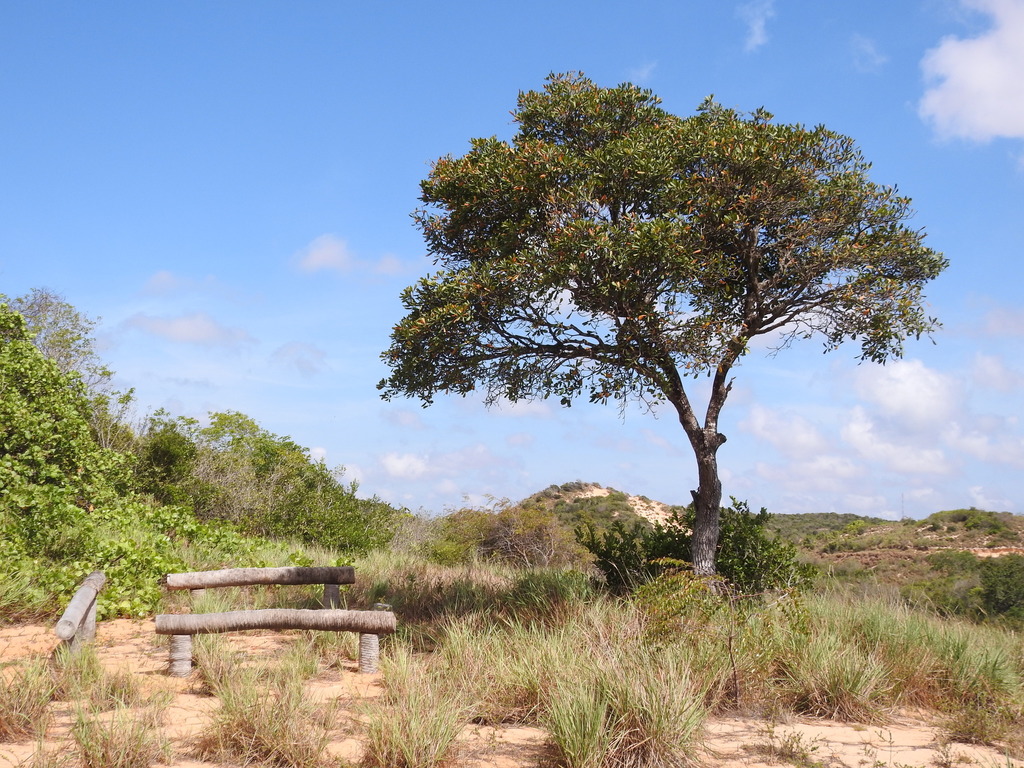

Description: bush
[424,499,592,568]
[578,498,812,594]
[979,555,1024,621]
[133,409,405,555]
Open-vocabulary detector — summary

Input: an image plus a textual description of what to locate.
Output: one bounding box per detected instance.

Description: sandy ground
[1,620,1020,768]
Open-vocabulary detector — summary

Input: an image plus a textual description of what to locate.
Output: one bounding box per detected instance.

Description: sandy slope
[1,620,1019,768]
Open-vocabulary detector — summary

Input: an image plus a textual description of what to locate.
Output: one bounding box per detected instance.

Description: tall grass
[72,704,169,768]
[0,656,54,741]
[361,644,471,768]
[52,644,147,710]
[543,652,706,768]
[354,549,1024,758]
[196,658,335,768]
[0,565,49,623]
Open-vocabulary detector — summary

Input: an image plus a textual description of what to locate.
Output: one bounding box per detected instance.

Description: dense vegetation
[0,294,404,620]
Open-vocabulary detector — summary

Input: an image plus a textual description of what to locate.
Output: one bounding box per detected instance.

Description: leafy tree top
[380,73,946,412]
[0,304,128,505]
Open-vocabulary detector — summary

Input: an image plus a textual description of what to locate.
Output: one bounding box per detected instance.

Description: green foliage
[7,288,107,384]
[2,295,396,621]
[423,499,592,568]
[770,513,888,543]
[901,550,984,619]
[0,304,130,509]
[633,567,728,644]
[925,508,1014,536]
[979,555,1024,621]
[553,490,649,531]
[579,498,812,594]
[132,409,404,555]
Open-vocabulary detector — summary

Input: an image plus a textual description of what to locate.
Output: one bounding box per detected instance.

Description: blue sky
[2,1,1022,518]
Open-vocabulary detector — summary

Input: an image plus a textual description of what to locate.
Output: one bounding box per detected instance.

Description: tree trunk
[690,448,723,577]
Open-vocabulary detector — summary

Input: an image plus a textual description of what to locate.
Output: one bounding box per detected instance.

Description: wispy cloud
[737,0,775,52]
[123,312,254,347]
[919,0,1024,141]
[982,305,1024,335]
[971,352,1024,391]
[294,235,412,276]
[742,404,829,458]
[626,62,657,84]
[271,341,328,376]
[140,270,222,296]
[382,408,428,430]
[851,34,888,73]
[295,234,355,273]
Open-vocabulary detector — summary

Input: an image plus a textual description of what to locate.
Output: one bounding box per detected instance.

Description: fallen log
[164,566,355,590]
[155,608,396,636]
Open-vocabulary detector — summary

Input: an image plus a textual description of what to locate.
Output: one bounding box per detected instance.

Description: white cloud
[919,0,1024,141]
[737,0,775,52]
[141,270,187,294]
[755,454,863,493]
[506,432,535,447]
[380,452,429,479]
[742,404,829,458]
[374,254,405,275]
[942,422,1024,467]
[982,306,1024,335]
[842,493,899,519]
[435,478,461,496]
[851,34,888,73]
[123,312,254,347]
[296,234,355,273]
[971,352,1024,391]
[294,235,413,275]
[968,485,1015,510]
[271,341,327,376]
[492,397,553,418]
[853,359,959,431]
[842,407,952,473]
[309,446,328,462]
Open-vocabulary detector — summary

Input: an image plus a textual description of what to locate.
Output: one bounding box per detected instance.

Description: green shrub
[579,498,812,594]
[979,555,1024,621]
[423,499,591,568]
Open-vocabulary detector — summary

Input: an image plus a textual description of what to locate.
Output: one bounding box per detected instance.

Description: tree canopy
[379,73,947,576]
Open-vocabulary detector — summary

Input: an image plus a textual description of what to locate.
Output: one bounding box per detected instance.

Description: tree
[133,409,404,554]
[4,288,136,452]
[8,287,109,386]
[0,303,129,510]
[378,73,947,576]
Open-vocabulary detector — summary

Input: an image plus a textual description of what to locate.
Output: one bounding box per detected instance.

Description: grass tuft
[196,661,335,768]
[72,704,169,768]
[361,645,469,768]
[0,656,54,741]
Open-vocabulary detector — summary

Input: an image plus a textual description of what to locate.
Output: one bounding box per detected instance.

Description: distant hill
[517,485,1024,586]
[519,481,677,530]
[769,512,889,542]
